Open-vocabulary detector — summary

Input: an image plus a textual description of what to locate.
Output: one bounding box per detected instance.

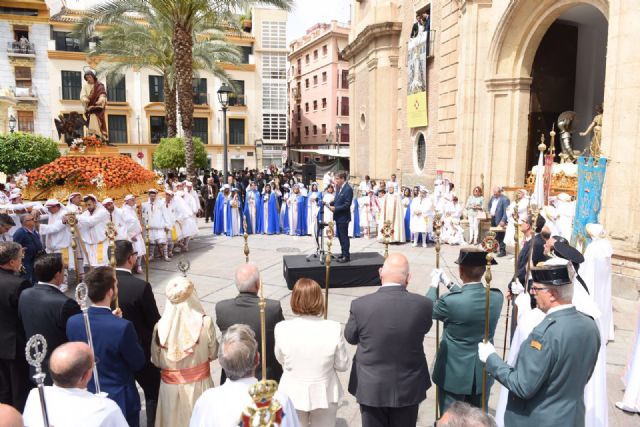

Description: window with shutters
[148,75,164,102]
[150,116,167,144]
[229,118,245,145]
[61,71,81,100]
[108,115,128,143]
[17,111,34,133]
[107,75,126,102]
[193,118,208,144]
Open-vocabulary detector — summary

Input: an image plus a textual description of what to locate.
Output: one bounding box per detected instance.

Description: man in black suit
[410,13,423,38]
[328,172,354,263]
[12,213,44,284]
[487,186,510,257]
[215,263,284,382]
[18,253,80,384]
[114,240,161,427]
[345,253,433,427]
[201,177,218,223]
[0,242,31,411]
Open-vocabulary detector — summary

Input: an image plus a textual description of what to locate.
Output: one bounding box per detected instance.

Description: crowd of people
[0,167,638,427]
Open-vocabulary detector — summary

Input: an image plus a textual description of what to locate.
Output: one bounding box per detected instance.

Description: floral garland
[70,135,104,152]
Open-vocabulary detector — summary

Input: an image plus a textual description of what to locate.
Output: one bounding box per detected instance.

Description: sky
[286,0,351,42]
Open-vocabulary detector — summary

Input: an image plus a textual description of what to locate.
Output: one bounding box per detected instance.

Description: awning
[291,148,350,158]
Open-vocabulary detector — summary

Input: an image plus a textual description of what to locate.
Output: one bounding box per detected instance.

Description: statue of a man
[80,67,108,140]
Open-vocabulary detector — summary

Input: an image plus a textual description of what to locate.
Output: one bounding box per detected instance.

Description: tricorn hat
[553,240,584,265]
[531,264,572,286]
[454,247,498,266]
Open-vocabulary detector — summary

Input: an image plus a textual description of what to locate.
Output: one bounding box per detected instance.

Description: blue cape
[225,197,244,236]
[213,192,227,235]
[295,195,308,236]
[264,192,280,234]
[404,198,412,241]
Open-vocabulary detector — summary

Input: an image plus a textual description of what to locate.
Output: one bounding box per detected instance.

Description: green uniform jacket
[485,306,600,427]
[426,283,503,395]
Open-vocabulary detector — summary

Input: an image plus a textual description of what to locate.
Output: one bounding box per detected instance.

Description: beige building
[0,2,288,170]
[344,0,640,286]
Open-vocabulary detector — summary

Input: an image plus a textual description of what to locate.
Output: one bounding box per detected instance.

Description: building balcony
[14,87,37,101]
[228,94,246,107]
[8,41,36,56]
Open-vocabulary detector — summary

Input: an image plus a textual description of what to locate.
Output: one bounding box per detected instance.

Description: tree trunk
[164,75,177,138]
[173,23,196,182]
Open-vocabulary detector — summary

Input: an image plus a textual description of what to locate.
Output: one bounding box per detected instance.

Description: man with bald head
[22,342,127,426]
[345,253,433,427]
[215,263,284,382]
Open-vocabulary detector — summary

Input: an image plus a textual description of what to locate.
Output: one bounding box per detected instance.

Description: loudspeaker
[301,164,316,186]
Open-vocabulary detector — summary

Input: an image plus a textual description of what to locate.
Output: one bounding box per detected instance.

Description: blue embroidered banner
[571,156,607,248]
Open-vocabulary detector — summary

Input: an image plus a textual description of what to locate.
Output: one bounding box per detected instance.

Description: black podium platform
[283,252,384,290]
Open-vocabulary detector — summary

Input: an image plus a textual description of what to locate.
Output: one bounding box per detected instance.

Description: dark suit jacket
[345,286,433,407]
[410,22,420,38]
[12,227,43,266]
[115,269,160,360]
[18,283,80,381]
[201,184,218,201]
[215,293,284,381]
[487,195,510,226]
[331,183,353,224]
[0,268,30,360]
[66,307,146,419]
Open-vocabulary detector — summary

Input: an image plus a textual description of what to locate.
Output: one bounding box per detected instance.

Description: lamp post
[8,115,16,133]
[217,83,233,179]
[335,123,342,154]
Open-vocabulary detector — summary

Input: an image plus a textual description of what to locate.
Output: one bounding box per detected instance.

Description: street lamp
[8,115,16,133]
[335,123,342,154]
[217,83,233,179]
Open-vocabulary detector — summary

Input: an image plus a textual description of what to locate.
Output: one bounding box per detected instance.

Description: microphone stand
[75,282,101,394]
[26,334,50,427]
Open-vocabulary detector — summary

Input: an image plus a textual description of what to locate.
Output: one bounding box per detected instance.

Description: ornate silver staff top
[26,334,50,427]
[75,282,89,310]
[26,334,47,373]
[178,259,191,277]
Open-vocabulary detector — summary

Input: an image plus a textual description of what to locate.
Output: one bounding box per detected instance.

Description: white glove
[478,342,497,363]
[430,269,443,288]
[440,270,451,287]
[511,280,525,296]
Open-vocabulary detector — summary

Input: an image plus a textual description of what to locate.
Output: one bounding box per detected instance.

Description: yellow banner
[407,91,428,128]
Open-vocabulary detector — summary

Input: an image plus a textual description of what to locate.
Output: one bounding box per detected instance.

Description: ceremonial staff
[106,221,118,309]
[26,334,50,427]
[138,203,151,283]
[381,220,393,259]
[481,231,498,412]
[240,256,283,426]
[433,212,442,420]
[75,282,101,394]
[243,217,250,263]
[66,213,82,284]
[324,221,335,320]
[504,201,520,359]
[65,213,89,274]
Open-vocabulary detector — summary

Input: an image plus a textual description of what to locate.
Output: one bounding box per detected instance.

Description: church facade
[344,0,640,288]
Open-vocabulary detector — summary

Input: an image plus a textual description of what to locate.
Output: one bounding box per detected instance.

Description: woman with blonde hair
[151,277,217,427]
[275,278,349,426]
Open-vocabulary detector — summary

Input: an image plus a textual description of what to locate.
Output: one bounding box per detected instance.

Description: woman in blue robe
[243,184,262,234]
[402,187,413,242]
[225,189,244,236]
[295,192,308,236]
[262,183,280,235]
[213,184,230,235]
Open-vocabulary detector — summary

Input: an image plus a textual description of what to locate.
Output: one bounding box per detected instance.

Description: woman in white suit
[275,278,349,426]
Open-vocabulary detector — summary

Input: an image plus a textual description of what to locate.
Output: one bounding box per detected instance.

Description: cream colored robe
[151,316,217,427]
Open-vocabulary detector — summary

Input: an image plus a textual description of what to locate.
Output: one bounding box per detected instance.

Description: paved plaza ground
[141,219,639,426]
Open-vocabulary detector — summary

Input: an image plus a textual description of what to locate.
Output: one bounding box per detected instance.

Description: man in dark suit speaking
[328,172,353,263]
[345,253,433,426]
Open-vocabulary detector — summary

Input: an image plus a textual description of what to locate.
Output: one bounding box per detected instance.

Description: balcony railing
[228,94,246,107]
[7,41,35,55]
[14,87,37,98]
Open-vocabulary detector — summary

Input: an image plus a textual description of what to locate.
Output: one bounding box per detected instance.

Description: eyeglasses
[530,286,550,293]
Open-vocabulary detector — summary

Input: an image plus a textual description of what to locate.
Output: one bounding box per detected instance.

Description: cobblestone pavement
[136,220,639,426]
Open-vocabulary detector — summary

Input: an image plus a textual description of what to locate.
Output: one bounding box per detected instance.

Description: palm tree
[79,0,293,182]
[77,1,239,138]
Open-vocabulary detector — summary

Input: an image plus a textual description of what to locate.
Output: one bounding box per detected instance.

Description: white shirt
[23,385,128,427]
[39,207,72,251]
[546,304,574,315]
[381,282,404,288]
[189,377,300,427]
[490,198,499,216]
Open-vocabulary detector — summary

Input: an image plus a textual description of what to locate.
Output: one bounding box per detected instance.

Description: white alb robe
[23,385,128,427]
[410,196,430,234]
[77,206,110,266]
[122,204,146,256]
[378,193,405,243]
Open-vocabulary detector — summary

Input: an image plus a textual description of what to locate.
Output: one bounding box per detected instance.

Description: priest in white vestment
[410,187,430,247]
[23,341,128,427]
[554,192,576,240]
[378,186,405,243]
[189,324,300,427]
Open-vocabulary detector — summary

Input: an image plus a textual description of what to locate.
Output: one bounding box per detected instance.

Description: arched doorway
[484,0,609,185]
[526,5,608,172]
